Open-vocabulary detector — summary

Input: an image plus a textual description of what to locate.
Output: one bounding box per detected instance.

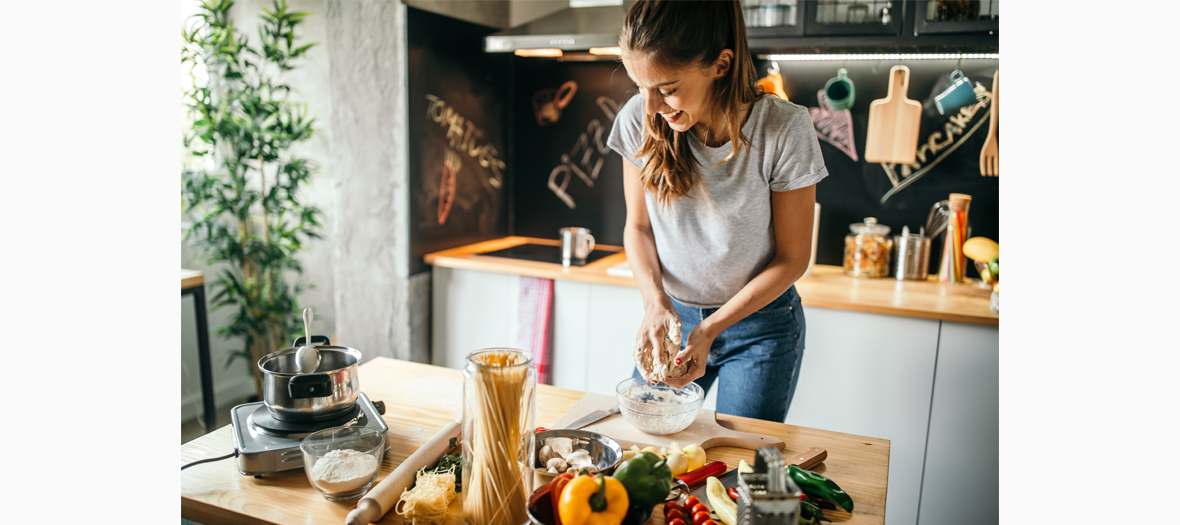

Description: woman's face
[623,51,732,137]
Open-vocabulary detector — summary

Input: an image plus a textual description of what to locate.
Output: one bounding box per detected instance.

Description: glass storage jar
[844,217,893,278]
[462,349,536,525]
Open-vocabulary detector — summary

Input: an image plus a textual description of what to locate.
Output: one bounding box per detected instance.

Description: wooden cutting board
[552,392,785,452]
[864,65,922,164]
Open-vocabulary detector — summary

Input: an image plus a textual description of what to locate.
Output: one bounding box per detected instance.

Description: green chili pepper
[799,499,830,524]
[611,451,673,508]
[786,465,853,512]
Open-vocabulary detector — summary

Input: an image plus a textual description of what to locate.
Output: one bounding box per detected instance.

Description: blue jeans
[633,286,806,422]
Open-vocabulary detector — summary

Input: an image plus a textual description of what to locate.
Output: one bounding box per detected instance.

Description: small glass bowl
[300,426,386,501]
[615,377,703,435]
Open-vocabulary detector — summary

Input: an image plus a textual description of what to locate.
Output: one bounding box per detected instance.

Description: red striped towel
[517,276,555,385]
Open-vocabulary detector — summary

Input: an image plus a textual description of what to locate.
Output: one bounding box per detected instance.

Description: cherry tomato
[692,511,711,525]
[702,521,718,525]
[665,509,684,523]
[728,487,739,500]
[665,501,682,513]
[668,519,686,525]
[683,496,701,510]
[691,504,709,516]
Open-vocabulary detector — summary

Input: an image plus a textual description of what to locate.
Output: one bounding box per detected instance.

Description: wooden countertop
[181,357,889,525]
[425,237,999,326]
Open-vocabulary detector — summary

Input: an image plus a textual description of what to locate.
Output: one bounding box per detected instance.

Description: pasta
[462,350,535,525]
[395,469,457,525]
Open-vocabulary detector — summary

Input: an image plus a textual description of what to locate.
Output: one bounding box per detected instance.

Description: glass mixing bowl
[300,426,386,501]
[614,377,703,435]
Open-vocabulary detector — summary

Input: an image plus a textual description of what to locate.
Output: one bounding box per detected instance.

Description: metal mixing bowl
[533,429,624,486]
[615,377,703,435]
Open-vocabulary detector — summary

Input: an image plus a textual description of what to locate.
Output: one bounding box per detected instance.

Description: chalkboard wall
[406,11,1000,277]
[512,60,635,247]
[407,8,512,275]
[510,57,1000,274]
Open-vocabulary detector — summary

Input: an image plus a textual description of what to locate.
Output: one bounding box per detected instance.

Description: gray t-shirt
[606,94,828,308]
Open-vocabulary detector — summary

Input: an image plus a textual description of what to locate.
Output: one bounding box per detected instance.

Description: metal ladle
[295,307,320,374]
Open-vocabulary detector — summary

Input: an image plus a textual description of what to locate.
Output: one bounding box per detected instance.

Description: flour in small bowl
[310,449,379,493]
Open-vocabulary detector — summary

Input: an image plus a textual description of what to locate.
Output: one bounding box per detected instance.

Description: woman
[606,0,828,422]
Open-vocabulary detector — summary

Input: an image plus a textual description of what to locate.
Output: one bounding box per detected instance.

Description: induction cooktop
[473,243,615,266]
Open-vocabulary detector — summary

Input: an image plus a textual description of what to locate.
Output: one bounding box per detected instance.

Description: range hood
[485,2,629,53]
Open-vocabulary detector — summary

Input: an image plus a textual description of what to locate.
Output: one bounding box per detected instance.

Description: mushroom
[548,438,573,458]
[538,444,561,466]
[566,449,595,471]
[546,457,569,472]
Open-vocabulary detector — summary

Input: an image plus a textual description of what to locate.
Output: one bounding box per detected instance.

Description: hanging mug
[934,70,976,115]
[824,68,855,111]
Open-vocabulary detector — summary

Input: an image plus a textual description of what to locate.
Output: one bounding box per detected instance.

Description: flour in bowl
[310,449,379,493]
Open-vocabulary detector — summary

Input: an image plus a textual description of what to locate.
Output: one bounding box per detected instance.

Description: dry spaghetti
[462,350,535,525]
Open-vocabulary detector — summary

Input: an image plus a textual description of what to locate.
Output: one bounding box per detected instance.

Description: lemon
[963,237,999,262]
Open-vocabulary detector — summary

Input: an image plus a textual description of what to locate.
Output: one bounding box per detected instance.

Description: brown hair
[620,0,764,206]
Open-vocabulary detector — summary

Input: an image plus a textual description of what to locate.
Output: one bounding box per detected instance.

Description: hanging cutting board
[864,65,922,164]
[552,392,785,452]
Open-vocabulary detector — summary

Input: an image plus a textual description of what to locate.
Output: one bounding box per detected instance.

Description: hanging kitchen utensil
[758,61,788,101]
[865,65,922,165]
[979,70,999,176]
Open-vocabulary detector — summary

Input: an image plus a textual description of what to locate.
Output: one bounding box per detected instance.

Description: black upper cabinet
[743,0,998,52]
[912,0,999,35]
[804,0,903,36]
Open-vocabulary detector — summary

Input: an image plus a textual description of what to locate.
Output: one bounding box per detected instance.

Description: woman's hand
[663,325,715,389]
[636,301,681,363]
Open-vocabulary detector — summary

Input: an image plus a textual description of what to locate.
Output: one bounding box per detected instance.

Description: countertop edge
[425,237,999,327]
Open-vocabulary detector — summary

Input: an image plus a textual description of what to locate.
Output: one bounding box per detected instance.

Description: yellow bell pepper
[706,476,738,525]
[557,473,630,525]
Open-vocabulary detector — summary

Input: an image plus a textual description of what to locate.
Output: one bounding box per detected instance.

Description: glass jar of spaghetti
[461,349,537,525]
[844,217,893,278]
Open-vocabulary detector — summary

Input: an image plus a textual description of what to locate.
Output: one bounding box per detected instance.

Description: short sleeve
[606,94,647,169]
[769,107,829,192]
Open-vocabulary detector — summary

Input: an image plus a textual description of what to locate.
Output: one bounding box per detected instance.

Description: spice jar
[844,217,893,278]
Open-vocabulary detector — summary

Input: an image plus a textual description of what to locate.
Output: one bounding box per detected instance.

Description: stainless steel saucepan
[257,336,361,422]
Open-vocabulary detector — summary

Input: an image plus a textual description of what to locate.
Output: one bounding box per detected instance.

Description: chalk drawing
[808,91,858,162]
[878,85,992,203]
[533,81,578,127]
[548,96,620,209]
[438,148,460,225]
[425,94,507,190]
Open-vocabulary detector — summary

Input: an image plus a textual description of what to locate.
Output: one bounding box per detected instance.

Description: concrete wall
[181,0,421,421]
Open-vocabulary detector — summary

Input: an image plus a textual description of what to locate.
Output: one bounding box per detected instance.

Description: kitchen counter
[425,236,998,326]
[181,357,890,525]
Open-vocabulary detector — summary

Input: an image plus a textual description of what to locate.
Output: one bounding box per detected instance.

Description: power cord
[182,449,240,470]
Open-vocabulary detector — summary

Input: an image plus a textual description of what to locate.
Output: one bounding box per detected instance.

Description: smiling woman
[607,0,828,423]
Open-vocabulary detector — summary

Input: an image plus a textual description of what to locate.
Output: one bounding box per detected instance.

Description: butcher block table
[181,358,889,524]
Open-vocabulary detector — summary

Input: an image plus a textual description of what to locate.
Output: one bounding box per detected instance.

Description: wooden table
[181,358,889,524]
[182,268,216,431]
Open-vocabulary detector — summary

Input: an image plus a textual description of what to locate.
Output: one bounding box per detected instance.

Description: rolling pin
[346,421,462,525]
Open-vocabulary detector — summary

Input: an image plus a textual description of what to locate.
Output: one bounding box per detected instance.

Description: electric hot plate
[229,392,389,476]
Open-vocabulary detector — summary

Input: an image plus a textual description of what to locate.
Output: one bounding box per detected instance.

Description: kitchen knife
[564,405,620,430]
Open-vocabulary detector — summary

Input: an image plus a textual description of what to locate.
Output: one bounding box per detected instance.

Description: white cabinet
[785,307,941,525]
[584,284,646,397]
[917,322,999,525]
[430,267,520,368]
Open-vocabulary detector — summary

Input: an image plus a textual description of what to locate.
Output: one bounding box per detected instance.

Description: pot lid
[850,217,891,235]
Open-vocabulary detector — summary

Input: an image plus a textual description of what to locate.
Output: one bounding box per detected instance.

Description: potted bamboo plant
[181,0,323,397]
